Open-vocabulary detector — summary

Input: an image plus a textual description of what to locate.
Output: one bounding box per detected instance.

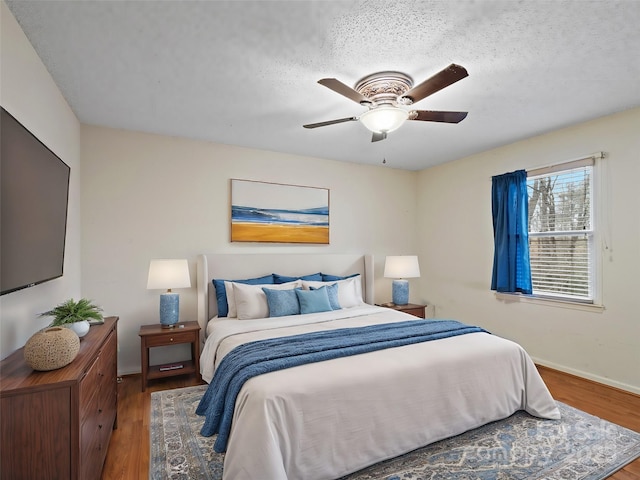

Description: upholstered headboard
[196,253,374,335]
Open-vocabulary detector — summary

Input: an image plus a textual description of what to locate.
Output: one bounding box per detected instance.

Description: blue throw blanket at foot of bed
[196,318,488,452]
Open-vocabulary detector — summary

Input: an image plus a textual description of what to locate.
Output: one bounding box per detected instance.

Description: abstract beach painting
[231,179,329,244]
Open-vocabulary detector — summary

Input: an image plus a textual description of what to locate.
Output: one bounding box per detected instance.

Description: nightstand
[139,321,201,391]
[379,303,427,318]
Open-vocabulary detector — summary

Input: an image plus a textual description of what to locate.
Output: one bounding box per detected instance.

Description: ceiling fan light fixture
[308,64,469,142]
[359,106,408,134]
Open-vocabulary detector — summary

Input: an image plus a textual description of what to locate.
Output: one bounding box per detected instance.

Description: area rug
[150,385,640,480]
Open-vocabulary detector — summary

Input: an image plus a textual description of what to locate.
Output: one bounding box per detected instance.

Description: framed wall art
[230,179,329,244]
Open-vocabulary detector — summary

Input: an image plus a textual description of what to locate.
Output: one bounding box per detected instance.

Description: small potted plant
[40,298,103,338]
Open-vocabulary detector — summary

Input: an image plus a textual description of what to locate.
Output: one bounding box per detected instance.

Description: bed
[196,253,560,480]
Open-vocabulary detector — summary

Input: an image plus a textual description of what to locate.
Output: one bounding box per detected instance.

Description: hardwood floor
[536,366,640,480]
[101,374,206,480]
[101,367,640,480]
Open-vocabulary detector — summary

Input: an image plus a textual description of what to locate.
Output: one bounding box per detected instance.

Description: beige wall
[0,2,82,359]
[80,126,420,374]
[417,107,640,393]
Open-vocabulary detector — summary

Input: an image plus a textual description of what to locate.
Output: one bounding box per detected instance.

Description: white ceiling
[6,0,640,171]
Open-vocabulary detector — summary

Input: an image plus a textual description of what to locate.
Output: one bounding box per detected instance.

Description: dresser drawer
[80,407,115,480]
[79,330,116,418]
[81,380,116,450]
[144,330,195,347]
[79,355,100,416]
[100,331,117,383]
[81,381,115,429]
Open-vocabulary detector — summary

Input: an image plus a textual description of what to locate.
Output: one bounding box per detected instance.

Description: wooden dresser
[0,316,118,480]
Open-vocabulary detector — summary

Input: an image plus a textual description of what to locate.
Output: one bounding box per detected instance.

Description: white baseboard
[532,357,640,395]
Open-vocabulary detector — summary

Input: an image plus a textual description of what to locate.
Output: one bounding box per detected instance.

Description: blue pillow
[262,287,300,317]
[295,287,333,314]
[213,274,274,317]
[320,272,359,282]
[273,272,323,284]
[310,283,341,310]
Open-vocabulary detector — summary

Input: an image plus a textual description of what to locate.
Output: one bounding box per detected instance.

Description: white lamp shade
[359,107,409,133]
[384,255,420,279]
[147,259,191,290]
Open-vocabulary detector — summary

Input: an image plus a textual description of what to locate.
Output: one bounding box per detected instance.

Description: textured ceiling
[6,0,640,170]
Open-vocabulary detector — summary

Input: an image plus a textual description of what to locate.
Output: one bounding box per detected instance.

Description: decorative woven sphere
[24,327,81,371]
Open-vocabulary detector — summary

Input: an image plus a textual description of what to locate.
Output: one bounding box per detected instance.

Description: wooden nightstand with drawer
[379,303,427,318]
[139,321,201,391]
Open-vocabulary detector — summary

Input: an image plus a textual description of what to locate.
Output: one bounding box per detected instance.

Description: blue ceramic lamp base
[392,279,409,305]
[159,292,180,328]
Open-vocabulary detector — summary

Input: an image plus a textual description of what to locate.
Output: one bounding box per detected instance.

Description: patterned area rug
[150,385,640,480]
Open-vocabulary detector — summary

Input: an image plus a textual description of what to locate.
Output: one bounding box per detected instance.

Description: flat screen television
[1,107,71,295]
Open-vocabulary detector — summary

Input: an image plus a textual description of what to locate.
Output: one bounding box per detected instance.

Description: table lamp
[147,259,191,328]
[384,255,420,305]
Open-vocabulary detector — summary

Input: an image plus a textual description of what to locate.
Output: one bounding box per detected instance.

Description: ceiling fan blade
[410,110,468,123]
[303,116,358,129]
[371,131,387,142]
[318,78,371,104]
[400,64,468,104]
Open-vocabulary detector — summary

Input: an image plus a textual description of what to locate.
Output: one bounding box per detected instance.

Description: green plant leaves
[39,298,103,326]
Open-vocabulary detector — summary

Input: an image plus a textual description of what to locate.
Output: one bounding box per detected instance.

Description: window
[526,157,596,303]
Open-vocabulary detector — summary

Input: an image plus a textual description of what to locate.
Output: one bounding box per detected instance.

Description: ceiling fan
[303,63,469,142]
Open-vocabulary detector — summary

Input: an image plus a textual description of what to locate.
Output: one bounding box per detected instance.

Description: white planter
[66,320,90,338]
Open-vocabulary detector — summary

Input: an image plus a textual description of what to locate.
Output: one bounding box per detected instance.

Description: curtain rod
[490,151,605,180]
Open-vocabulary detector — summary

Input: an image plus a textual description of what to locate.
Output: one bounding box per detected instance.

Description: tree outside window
[527,164,594,302]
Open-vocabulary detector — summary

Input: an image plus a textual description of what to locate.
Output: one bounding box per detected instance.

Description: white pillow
[225,279,298,318]
[302,275,364,308]
[233,280,301,320]
[350,274,364,303]
[224,280,250,319]
[224,281,238,318]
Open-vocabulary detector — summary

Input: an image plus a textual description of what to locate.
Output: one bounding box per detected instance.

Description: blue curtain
[491,170,532,294]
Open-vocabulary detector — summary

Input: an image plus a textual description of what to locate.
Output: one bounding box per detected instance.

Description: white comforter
[200,305,561,480]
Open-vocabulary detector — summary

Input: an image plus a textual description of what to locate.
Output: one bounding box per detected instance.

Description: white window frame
[495,152,605,311]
